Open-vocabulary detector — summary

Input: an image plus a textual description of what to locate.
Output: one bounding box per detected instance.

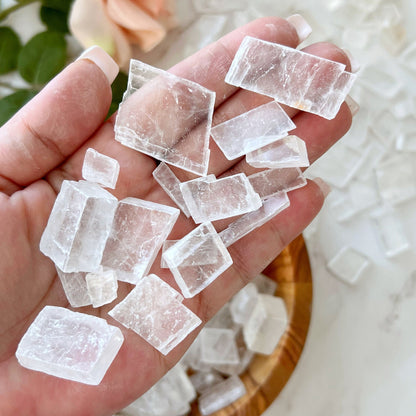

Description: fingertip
[286,14,312,43]
[312,177,331,199]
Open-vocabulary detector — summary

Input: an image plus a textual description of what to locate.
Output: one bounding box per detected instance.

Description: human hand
[0,17,353,416]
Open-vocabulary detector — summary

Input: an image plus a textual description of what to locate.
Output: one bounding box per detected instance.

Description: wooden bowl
[191,234,313,415]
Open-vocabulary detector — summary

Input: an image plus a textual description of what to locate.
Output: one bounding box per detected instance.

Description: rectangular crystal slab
[86,270,118,308]
[200,328,239,365]
[246,135,309,169]
[252,273,277,295]
[56,267,91,308]
[210,101,295,160]
[180,173,262,223]
[115,59,215,176]
[109,274,200,355]
[16,306,123,385]
[243,294,287,355]
[81,148,120,189]
[327,246,370,285]
[152,162,191,217]
[40,180,118,273]
[162,222,233,298]
[198,376,246,415]
[101,197,179,284]
[225,36,356,120]
[230,283,259,325]
[219,193,290,247]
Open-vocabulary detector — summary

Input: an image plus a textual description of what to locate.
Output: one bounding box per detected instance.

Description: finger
[0,46,118,196]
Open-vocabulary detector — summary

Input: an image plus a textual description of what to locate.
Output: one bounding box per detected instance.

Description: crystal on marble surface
[200,328,239,365]
[162,222,233,298]
[225,36,356,120]
[86,269,118,308]
[40,180,118,273]
[210,101,295,160]
[327,246,370,285]
[219,193,290,247]
[180,173,262,223]
[190,370,224,394]
[252,273,278,295]
[246,135,309,169]
[109,274,200,355]
[115,59,215,176]
[101,197,179,284]
[56,268,91,308]
[198,376,246,415]
[81,148,120,189]
[248,167,306,200]
[243,294,287,355]
[152,162,191,217]
[15,306,123,385]
[230,283,259,325]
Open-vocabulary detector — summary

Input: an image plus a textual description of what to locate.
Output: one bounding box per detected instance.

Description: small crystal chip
[252,273,277,295]
[56,267,91,308]
[16,306,124,385]
[81,148,120,189]
[115,59,215,176]
[109,274,201,355]
[86,269,118,308]
[190,370,225,394]
[200,328,240,365]
[230,283,259,324]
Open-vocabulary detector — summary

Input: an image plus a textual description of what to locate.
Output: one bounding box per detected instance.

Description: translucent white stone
[86,269,118,308]
[243,294,287,355]
[400,41,416,72]
[198,376,246,415]
[396,132,416,152]
[115,59,215,176]
[81,148,120,189]
[327,246,370,285]
[101,197,179,284]
[162,222,233,298]
[193,0,246,13]
[200,328,239,365]
[252,273,277,295]
[181,336,211,372]
[15,306,123,385]
[40,180,118,273]
[246,135,309,169]
[353,141,386,181]
[206,304,240,333]
[358,64,402,98]
[109,274,200,355]
[56,267,91,308]
[371,109,400,147]
[344,106,370,149]
[180,173,261,223]
[225,36,356,120]
[152,162,190,217]
[219,193,290,247]
[230,283,259,325]
[210,101,295,160]
[190,370,224,394]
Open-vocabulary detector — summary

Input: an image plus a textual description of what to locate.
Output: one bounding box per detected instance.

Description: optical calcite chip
[81,148,120,189]
[190,370,225,394]
[115,59,215,176]
[246,135,309,169]
[180,173,262,223]
[327,246,370,285]
[210,101,295,160]
[198,376,246,415]
[86,270,118,308]
[15,306,123,385]
[243,294,287,355]
[109,274,200,355]
[206,304,239,333]
[162,222,233,298]
[40,180,118,273]
[225,36,356,120]
[219,193,290,247]
[200,328,239,365]
[152,162,190,217]
[101,197,179,284]
[56,268,91,308]
[252,273,278,295]
[230,283,259,324]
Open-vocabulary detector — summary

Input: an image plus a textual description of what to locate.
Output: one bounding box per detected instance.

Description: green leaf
[0,27,22,74]
[0,90,37,126]
[107,72,128,118]
[41,0,73,13]
[40,7,69,33]
[17,31,67,85]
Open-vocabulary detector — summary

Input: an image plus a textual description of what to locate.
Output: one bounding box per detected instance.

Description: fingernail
[345,95,360,117]
[313,177,331,198]
[287,14,312,43]
[77,45,119,84]
[342,48,361,73]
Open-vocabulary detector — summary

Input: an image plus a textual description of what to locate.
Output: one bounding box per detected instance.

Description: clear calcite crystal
[81,148,120,189]
[152,162,190,217]
[101,197,179,284]
[200,328,239,365]
[198,376,246,415]
[86,270,118,308]
[56,268,91,308]
[190,370,225,394]
[15,306,123,385]
[180,173,262,223]
[243,294,287,355]
[162,222,233,298]
[219,193,290,247]
[252,273,278,295]
[210,101,296,160]
[230,283,259,324]
[109,274,201,355]
[115,59,215,176]
[225,36,356,120]
[40,180,118,273]
[246,135,309,169]
[327,246,370,285]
